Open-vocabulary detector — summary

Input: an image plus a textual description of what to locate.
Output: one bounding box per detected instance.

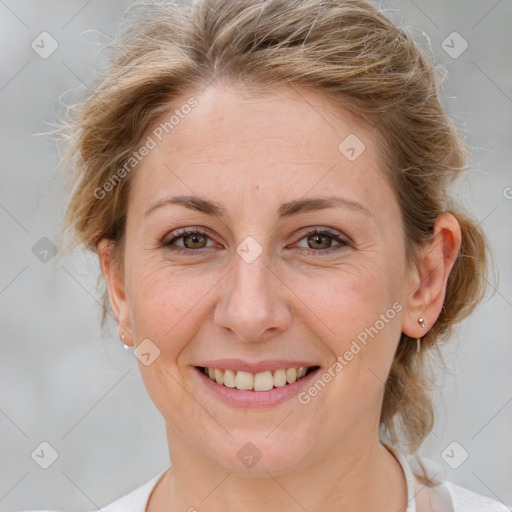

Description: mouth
[195,365,321,392]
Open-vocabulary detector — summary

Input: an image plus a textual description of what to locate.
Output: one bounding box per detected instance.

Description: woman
[39,0,507,510]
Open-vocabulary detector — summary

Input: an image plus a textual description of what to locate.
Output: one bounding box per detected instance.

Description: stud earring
[416,318,426,355]
[120,333,130,350]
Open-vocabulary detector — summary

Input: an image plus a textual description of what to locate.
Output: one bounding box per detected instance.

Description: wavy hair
[57,0,495,469]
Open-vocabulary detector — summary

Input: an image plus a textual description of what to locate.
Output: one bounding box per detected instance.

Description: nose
[214,248,292,343]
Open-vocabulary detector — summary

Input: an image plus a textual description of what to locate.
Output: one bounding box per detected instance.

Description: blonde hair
[58,0,494,462]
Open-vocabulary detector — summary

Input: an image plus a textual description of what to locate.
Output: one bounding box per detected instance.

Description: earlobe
[401,213,462,339]
[97,239,134,346]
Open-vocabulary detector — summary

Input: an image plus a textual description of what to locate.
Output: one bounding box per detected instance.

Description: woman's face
[107,83,423,475]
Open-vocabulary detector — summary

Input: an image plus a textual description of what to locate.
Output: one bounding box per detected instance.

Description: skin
[98,83,461,512]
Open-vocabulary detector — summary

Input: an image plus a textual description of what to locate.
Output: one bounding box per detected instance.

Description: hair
[56,0,495,472]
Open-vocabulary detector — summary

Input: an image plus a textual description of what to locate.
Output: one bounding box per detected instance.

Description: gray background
[0,0,511,510]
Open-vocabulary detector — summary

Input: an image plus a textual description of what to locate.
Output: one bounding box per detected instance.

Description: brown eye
[307,233,334,250]
[294,228,349,254]
[164,228,214,254]
[181,232,208,249]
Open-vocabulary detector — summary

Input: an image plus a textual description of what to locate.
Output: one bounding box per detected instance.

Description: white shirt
[28,447,510,512]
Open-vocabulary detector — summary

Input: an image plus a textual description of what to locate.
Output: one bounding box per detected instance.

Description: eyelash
[163,227,350,256]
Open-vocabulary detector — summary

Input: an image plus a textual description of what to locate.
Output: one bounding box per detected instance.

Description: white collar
[385,443,455,512]
[384,443,419,511]
[103,446,455,512]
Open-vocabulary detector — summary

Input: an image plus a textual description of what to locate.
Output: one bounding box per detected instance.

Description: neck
[147,429,408,512]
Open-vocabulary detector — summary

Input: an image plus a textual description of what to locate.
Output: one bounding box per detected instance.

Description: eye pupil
[309,233,331,250]
[185,233,207,248]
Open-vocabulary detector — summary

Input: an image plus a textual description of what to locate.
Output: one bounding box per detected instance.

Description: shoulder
[444,480,510,512]
[407,452,509,512]
[23,470,167,512]
[99,470,167,512]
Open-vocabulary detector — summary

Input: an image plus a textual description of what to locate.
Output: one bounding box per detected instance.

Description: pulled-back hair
[58,0,494,462]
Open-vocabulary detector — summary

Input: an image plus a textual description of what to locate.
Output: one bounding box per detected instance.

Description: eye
[163,227,216,254]
[163,226,350,256]
[293,228,349,254]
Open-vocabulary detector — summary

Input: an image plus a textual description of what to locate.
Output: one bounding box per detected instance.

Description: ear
[401,213,462,338]
[97,239,134,346]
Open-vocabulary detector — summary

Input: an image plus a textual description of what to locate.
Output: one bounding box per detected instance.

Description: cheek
[285,256,404,404]
[287,256,401,338]
[126,260,219,351]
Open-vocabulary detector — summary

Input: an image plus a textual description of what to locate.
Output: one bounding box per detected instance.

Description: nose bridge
[233,245,272,302]
[214,241,290,341]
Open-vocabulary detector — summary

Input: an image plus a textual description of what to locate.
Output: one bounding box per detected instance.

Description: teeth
[253,371,274,391]
[214,368,224,385]
[223,369,236,388]
[201,365,314,391]
[235,371,254,390]
[286,368,297,384]
[273,368,287,387]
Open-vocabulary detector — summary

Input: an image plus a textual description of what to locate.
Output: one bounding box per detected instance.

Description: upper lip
[196,359,320,374]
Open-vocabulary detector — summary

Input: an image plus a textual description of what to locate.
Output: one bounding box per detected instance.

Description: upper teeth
[202,366,310,391]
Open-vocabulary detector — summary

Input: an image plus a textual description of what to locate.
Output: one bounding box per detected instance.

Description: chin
[205,430,316,477]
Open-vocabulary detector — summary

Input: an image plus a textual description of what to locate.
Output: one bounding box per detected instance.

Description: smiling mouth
[196,365,320,392]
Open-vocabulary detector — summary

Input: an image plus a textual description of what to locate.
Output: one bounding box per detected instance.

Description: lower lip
[194,366,322,408]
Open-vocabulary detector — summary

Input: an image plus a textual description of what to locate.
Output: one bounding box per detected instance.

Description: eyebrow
[144,194,373,219]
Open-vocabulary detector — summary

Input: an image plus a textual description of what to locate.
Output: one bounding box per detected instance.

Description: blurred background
[0,0,511,510]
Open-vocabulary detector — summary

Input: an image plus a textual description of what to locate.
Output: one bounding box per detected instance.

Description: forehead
[131,83,392,212]
[156,83,381,160]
